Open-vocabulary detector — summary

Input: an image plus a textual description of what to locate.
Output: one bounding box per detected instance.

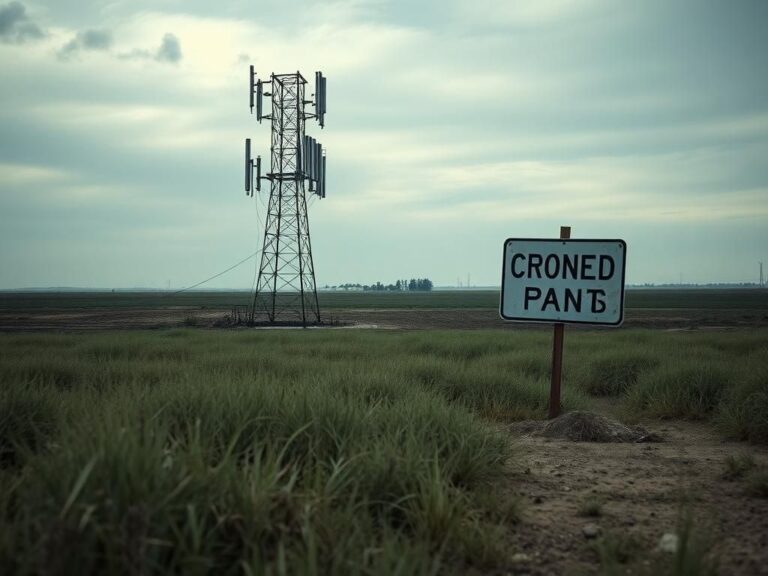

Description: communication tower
[243,67,327,325]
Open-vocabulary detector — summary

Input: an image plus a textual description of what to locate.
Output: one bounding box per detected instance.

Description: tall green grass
[0,328,766,574]
[563,331,768,433]
[716,348,768,443]
[0,329,576,575]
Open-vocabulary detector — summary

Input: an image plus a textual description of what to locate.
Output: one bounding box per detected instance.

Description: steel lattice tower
[243,69,327,326]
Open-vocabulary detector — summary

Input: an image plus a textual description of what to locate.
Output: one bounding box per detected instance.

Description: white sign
[500,238,627,326]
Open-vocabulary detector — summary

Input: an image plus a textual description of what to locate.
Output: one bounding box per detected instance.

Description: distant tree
[343,279,431,292]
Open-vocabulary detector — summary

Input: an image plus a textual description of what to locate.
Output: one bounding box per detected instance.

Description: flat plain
[1,289,767,332]
[1,289,768,575]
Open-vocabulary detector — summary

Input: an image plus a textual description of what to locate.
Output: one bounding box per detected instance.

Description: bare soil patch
[504,418,768,575]
[1,307,766,332]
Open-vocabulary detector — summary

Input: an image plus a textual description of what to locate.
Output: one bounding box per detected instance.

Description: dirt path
[503,420,768,575]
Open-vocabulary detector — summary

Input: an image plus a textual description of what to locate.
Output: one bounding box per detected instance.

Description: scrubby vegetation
[0,328,766,574]
[564,330,768,441]
[0,330,546,575]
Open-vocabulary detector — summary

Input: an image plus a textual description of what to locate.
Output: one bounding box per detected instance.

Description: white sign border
[499,238,627,327]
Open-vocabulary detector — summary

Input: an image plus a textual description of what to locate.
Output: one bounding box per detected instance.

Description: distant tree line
[332,278,434,292]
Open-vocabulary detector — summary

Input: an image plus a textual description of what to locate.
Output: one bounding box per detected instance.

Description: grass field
[1,329,766,574]
[1,288,768,311]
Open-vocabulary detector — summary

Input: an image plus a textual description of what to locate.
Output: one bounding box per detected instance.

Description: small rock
[583,523,601,539]
[563,486,571,492]
[623,516,637,526]
[636,432,664,443]
[533,496,544,504]
[657,533,679,553]
[511,553,531,564]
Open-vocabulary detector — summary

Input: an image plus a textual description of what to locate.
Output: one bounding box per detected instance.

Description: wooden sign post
[500,227,627,420]
[548,226,570,418]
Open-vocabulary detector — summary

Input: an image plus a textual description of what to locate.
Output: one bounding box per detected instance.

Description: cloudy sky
[1,0,767,289]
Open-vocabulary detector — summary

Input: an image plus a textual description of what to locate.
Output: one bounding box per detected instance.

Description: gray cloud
[58,28,113,60]
[155,33,181,63]
[117,47,151,60]
[0,1,44,43]
[117,33,182,64]
[1,0,767,289]
[78,29,112,50]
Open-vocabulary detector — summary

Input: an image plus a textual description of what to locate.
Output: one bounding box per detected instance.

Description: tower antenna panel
[255,155,262,192]
[321,75,327,114]
[249,65,255,113]
[310,137,317,179]
[315,71,327,128]
[321,153,326,198]
[245,138,252,193]
[256,80,263,121]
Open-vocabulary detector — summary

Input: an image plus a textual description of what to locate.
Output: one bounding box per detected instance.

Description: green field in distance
[1,288,767,310]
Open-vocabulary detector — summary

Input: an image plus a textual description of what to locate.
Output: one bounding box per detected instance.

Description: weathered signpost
[500,227,627,418]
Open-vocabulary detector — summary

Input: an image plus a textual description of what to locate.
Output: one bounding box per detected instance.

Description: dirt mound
[511,411,662,443]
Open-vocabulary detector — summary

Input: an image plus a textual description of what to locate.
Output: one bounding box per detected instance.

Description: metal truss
[250,73,320,325]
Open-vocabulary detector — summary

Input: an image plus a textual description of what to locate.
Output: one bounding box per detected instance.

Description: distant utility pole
[760,261,764,287]
[242,67,328,326]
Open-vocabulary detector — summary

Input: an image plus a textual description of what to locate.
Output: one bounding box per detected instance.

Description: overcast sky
[1,0,767,289]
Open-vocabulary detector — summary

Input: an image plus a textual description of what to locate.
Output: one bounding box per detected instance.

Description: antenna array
[242,68,328,325]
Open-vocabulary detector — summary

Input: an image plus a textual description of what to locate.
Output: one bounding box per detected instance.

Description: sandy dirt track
[504,421,768,575]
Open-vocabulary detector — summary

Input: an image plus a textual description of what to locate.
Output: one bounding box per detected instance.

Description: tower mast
[243,68,327,326]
